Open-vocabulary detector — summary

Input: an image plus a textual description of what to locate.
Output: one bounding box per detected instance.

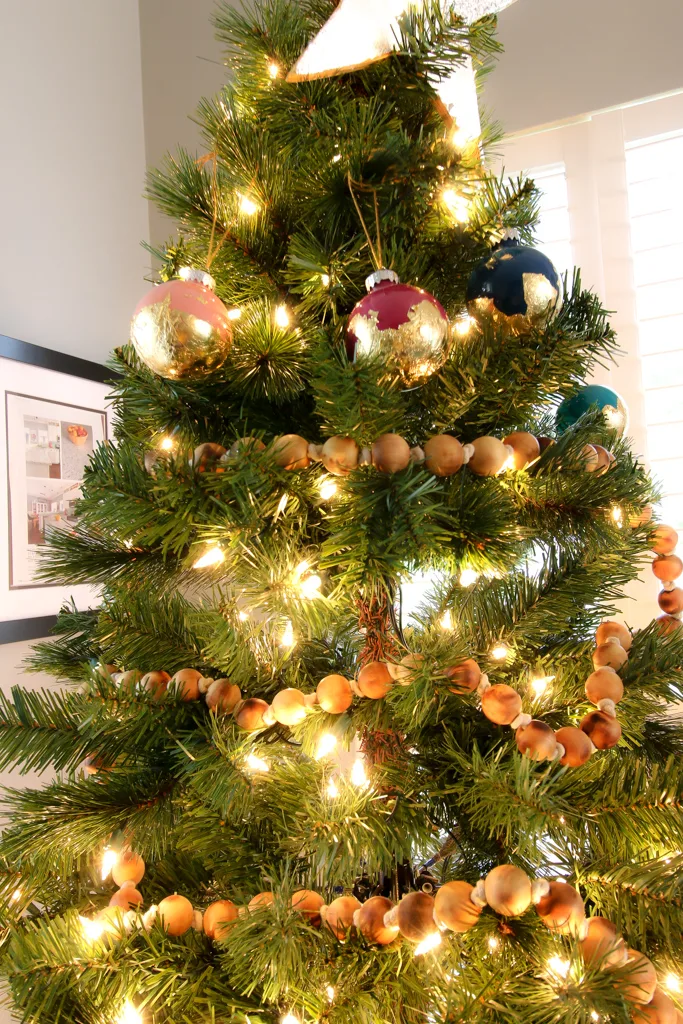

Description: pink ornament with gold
[346,269,449,386]
[130,268,232,378]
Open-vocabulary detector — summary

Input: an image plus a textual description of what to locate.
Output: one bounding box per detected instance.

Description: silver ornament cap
[178,266,216,290]
[365,268,400,292]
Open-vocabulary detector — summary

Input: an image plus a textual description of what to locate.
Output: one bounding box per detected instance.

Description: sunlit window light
[665,973,681,993]
[159,435,175,451]
[439,609,453,631]
[245,753,269,773]
[315,733,337,760]
[491,645,510,661]
[611,505,624,526]
[488,935,499,951]
[321,273,330,287]
[193,546,225,569]
[238,193,259,216]
[280,620,295,648]
[531,675,555,699]
[79,915,106,943]
[318,476,338,500]
[547,956,571,980]
[453,315,474,337]
[459,567,478,587]
[101,847,118,881]
[116,1001,143,1024]
[414,931,442,956]
[350,759,368,788]
[274,304,291,328]
[326,778,339,798]
[268,61,280,79]
[442,188,470,223]
[227,307,242,321]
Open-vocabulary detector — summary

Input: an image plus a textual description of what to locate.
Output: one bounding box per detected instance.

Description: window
[526,162,573,281]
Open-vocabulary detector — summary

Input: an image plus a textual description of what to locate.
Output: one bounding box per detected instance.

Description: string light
[326,985,335,1002]
[350,759,368,788]
[442,188,470,223]
[281,1014,300,1024]
[280,620,295,648]
[488,935,499,951]
[238,193,259,216]
[590,1013,600,1023]
[238,610,248,622]
[116,1001,143,1024]
[101,847,118,881]
[414,931,442,956]
[530,675,555,698]
[502,451,517,472]
[159,435,175,451]
[245,753,270,773]
[79,916,106,943]
[332,152,342,163]
[439,609,453,631]
[611,505,624,526]
[300,574,322,599]
[326,778,339,798]
[321,273,330,287]
[268,61,280,79]
[227,307,242,321]
[490,644,510,661]
[547,956,571,980]
[453,315,474,337]
[275,493,289,517]
[123,538,134,549]
[318,476,338,500]
[665,973,681,993]
[315,733,337,759]
[274,304,291,328]
[192,546,225,569]
[10,888,21,903]
[459,567,478,587]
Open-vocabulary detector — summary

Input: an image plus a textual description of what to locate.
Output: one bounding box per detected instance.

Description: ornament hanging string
[347,174,384,270]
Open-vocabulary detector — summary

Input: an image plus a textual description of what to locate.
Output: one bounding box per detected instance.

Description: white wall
[0,1,150,366]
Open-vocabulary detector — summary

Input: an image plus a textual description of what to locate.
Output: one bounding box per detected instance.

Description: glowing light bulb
[332,153,342,163]
[326,778,339,798]
[300,574,322,599]
[159,435,175,451]
[547,956,570,980]
[321,273,330,287]
[350,759,368,788]
[454,315,474,337]
[193,546,225,569]
[315,733,337,759]
[268,61,280,79]
[442,188,470,223]
[245,753,269,773]
[491,645,509,661]
[10,889,21,903]
[451,125,476,150]
[79,916,106,943]
[326,984,335,1001]
[227,307,242,321]
[238,193,259,216]
[116,1001,143,1024]
[459,567,478,587]
[318,476,338,500]
[611,505,624,526]
[275,493,289,517]
[665,973,680,993]
[281,1015,300,1024]
[414,931,442,956]
[238,610,248,622]
[531,675,555,698]
[123,538,134,550]
[590,1013,600,1023]
[101,847,118,881]
[274,304,291,329]
[280,620,295,648]
[502,452,516,472]
[439,609,453,631]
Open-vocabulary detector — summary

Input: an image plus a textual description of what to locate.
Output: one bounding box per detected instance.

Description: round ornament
[170,668,202,701]
[580,710,621,749]
[484,864,531,917]
[321,436,359,476]
[291,889,324,925]
[595,620,632,651]
[481,684,523,725]
[372,433,411,473]
[620,950,658,1006]
[316,674,353,713]
[592,642,627,670]
[503,431,540,470]
[357,661,393,699]
[273,435,310,470]
[466,231,561,334]
[158,894,194,936]
[581,916,626,969]
[346,269,449,386]
[109,886,143,910]
[423,435,464,476]
[555,384,629,436]
[658,587,683,615]
[141,670,171,700]
[271,688,307,726]
[321,895,361,940]
[233,698,269,731]
[515,719,557,760]
[433,881,481,932]
[653,554,683,582]
[535,880,585,935]
[651,525,679,555]
[130,269,232,379]
[585,667,623,705]
[203,899,238,939]
[445,658,481,694]
[395,891,436,942]
[112,851,145,887]
[555,726,593,767]
[206,679,241,713]
[467,436,508,476]
[353,896,398,945]
[636,987,678,1024]
[248,892,274,910]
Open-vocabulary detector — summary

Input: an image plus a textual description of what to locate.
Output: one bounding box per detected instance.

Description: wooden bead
[468,436,508,476]
[445,658,481,694]
[629,505,653,528]
[117,669,143,694]
[535,880,585,935]
[658,587,683,615]
[271,688,307,726]
[291,889,324,926]
[580,710,621,749]
[481,684,523,725]
[537,436,555,453]
[595,620,632,651]
[516,720,558,760]
[484,865,531,917]
[585,667,624,705]
[635,987,679,1024]
[206,679,241,713]
[193,442,226,471]
[433,880,481,933]
[353,895,398,945]
[651,525,678,555]
[581,916,626,968]
[112,851,145,887]
[203,899,238,939]
[655,614,683,636]
[357,662,393,699]
[653,554,683,582]
[233,697,269,731]
[321,436,359,476]
[229,437,265,457]
[555,726,594,767]
[396,891,436,942]
[273,434,309,470]
[158,894,194,936]
[95,663,118,681]
[423,434,464,476]
[170,668,202,701]
[592,444,615,474]
[316,674,353,713]
[372,433,411,473]
[582,444,600,471]
[248,892,274,910]
[503,431,540,470]
[592,642,628,670]
[619,950,658,1006]
[84,753,113,776]
[140,670,171,700]
[321,895,361,940]
[109,886,143,910]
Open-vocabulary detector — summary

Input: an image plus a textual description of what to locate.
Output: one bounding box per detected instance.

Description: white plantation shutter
[526,162,573,280]
[625,130,683,530]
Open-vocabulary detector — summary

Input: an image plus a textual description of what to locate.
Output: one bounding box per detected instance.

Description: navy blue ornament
[556,384,629,436]
[466,230,562,333]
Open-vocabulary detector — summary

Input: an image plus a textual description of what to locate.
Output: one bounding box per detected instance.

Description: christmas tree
[2,2,682,1023]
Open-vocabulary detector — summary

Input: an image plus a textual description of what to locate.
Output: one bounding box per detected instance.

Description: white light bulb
[268,61,279,79]
[414,931,442,956]
[238,610,248,622]
[315,733,337,759]
[453,315,473,337]
[442,188,470,223]
[326,984,335,1001]
[332,153,342,163]
[318,477,338,500]
[350,759,368,788]
[488,935,499,951]
[300,574,322,599]
[326,778,339,798]
[590,1013,600,1023]
[101,847,118,881]
[193,546,224,569]
[321,273,330,287]
[238,193,259,216]
[116,1001,143,1024]
[665,973,681,993]
[245,753,269,773]
[611,505,623,526]
[274,304,291,328]
[276,493,289,517]
[159,435,175,451]
[491,645,509,661]
[439,609,453,631]
[227,307,242,321]
[280,620,295,648]
[531,675,555,698]
[79,915,106,943]
[10,888,21,903]
[459,567,478,587]
[547,956,570,980]
[281,1014,300,1024]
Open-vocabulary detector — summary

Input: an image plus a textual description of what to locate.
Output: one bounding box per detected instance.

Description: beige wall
[0,0,150,366]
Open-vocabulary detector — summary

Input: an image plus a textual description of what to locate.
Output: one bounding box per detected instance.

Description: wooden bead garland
[646,524,683,635]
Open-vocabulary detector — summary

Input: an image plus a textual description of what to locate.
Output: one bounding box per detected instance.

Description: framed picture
[0,335,116,644]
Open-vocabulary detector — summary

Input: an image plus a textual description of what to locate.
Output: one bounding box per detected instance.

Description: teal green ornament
[556,385,629,436]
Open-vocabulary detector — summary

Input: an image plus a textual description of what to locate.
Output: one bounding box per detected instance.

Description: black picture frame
[0,334,118,645]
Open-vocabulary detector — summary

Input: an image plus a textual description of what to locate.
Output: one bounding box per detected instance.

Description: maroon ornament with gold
[346,269,449,386]
[130,268,232,379]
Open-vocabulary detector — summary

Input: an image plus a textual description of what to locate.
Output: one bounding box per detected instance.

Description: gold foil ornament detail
[348,299,449,384]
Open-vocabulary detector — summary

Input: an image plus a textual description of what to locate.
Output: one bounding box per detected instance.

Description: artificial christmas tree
[1,2,682,1023]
